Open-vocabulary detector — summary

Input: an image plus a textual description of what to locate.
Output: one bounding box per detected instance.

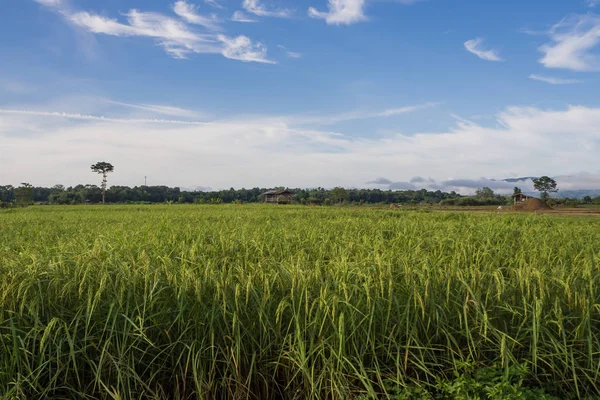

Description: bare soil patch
[512,198,551,212]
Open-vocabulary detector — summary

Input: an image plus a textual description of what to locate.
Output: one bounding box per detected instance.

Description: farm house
[512,193,535,205]
[262,189,294,204]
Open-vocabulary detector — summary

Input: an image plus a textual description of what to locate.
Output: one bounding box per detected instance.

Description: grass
[1,204,600,399]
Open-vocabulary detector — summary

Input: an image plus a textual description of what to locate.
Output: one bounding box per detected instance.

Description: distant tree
[475,187,495,199]
[0,185,15,203]
[583,195,592,204]
[91,162,114,204]
[533,176,558,202]
[330,187,349,204]
[294,189,310,203]
[513,187,522,196]
[14,183,34,205]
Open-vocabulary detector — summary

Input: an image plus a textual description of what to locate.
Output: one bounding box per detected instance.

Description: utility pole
[145,176,147,186]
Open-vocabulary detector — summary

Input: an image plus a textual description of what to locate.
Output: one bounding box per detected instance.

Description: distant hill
[513,190,599,199]
[555,190,600,199]
[500,177,538,183]
[497,176,600,199]
[179,186,213,192]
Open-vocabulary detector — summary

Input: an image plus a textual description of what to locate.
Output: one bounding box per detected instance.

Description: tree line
[0,184,462,205]
[3,184,596,207]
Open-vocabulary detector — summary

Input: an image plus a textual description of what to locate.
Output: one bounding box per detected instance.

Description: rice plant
[1,205,599,399]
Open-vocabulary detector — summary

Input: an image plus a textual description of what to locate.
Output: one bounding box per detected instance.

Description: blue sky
[1,0,600,193]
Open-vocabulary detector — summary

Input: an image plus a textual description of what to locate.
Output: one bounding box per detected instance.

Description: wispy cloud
[539,14,600,71]
[0,108,207,125]
[205,0,224,9]
[464,38,503,61]
[68,10,221,59]
[173,0,221,31]
[218,35,275,63]
[102,99,203,118]
[33,0,62,7]
[277,44,302,59]
[529,74,582,84]
[587,0,600,7]
[290,102,439,125]
[308,0,367,25]
[242,0,292,18]
[35,2,274,63]
[376,103,439,117]
[231,10,258,22]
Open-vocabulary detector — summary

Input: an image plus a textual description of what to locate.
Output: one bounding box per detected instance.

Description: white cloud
[539,14,600,71]
[277,44,301,58]
[35,1,274,63]
[33,0,62,7]
[231,10,258,22]
[376,103,439,117]
[307,0,424,25]
[0,109,206,125]
[242,0,292,18]
[68,12,138,36]
[173,0,221,31]
[464,38,503,61]
[528,74,581,85]
[205,0,224,9]
[68,10,221,59]
[308,0,366,25]
[102,99,203,118]
[218,35,275,63]
[587,0,600,7]
[4,102,599,189]
[285,102,439,125]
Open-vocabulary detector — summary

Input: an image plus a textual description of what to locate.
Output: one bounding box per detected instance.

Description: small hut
[512,193,534,205]
[262,189,294,204]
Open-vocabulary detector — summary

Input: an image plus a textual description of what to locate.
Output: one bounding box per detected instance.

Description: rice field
[1,205,600,399]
